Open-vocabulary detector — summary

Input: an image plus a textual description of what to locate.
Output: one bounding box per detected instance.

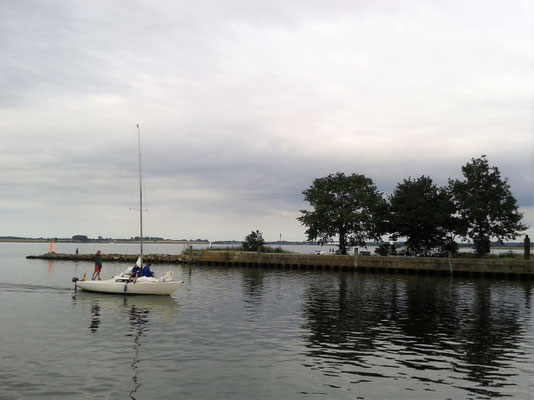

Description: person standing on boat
[92,250,103,280]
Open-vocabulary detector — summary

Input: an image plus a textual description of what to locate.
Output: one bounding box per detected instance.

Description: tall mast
[137,124,143,267]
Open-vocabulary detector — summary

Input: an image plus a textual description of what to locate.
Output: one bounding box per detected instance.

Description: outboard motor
[72,277,79,292]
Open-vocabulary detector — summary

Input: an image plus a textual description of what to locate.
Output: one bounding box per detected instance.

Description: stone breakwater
[26,252,192,264]
[27,251,534,277]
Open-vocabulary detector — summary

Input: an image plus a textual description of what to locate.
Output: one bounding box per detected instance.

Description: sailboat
[73,125,183,295]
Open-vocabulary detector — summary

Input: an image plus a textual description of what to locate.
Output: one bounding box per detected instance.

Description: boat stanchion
[72,277,79,293]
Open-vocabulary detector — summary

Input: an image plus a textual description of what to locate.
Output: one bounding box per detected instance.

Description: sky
[1,0,533,242]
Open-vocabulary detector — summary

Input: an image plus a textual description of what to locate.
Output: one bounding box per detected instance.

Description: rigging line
[530,121,534,233]
[137,124,143,266]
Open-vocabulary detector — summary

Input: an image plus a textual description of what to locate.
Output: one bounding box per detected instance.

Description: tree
[298,172,385,255]
[72,235,89,242]
[450,155,527,257]
[243,230,265,252]
[388,176,458,256]
[375,241,397,256]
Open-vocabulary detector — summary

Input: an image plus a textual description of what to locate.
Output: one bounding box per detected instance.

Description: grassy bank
[181,246,292,254]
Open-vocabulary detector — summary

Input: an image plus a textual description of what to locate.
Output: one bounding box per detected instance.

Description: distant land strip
[2,236,529,248]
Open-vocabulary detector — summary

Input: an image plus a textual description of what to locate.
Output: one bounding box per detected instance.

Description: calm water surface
[1,243,533,399]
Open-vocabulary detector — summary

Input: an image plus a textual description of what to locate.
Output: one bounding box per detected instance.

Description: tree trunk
[339,230,347,255]
[474,234,490,257]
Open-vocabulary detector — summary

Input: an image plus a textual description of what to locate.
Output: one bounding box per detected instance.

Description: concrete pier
[27,251,534,278]
[199,251,534,277]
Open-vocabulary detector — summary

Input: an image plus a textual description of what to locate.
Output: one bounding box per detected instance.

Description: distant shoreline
[0,238,208,244]
[0,238,530,248]
[0,238,311,245]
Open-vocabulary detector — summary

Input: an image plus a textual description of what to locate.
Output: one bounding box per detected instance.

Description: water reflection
[455,293,517,390]
[72,293,179,399]
[126,301,150,399]
[241,268,265,310]
[90,303,101,333]
[301,273,533,398]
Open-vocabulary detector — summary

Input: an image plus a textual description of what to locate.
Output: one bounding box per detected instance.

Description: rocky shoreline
[26,252,194,264]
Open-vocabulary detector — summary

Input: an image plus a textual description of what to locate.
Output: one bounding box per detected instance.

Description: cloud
[1,0,533,240]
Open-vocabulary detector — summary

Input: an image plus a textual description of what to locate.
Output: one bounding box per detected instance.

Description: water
[40,241,353,255]
[1,243,533,399]
[32,240,522,256]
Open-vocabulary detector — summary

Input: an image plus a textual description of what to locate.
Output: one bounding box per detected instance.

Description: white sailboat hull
[76,276,183,295]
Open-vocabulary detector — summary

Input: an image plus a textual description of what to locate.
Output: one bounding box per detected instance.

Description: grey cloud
[1,0,532,239]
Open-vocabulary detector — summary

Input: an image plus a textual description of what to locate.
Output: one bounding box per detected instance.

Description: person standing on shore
[92,250,103,280]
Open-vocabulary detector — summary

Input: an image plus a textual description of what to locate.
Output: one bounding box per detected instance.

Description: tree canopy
[450,155,527,256]
[243,230,265,252]
[388,176,457,256]
[72,235,89,242]
[298,172,385,254]
[298,156,527,257]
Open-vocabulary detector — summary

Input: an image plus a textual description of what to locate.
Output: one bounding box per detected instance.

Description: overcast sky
[1,0,533,242]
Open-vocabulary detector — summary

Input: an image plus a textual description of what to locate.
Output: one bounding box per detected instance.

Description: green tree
[450,155,527,257]
[298,172,385,255]
[389,176,458,256]
[243,230,265,252]
[72,235,89,242]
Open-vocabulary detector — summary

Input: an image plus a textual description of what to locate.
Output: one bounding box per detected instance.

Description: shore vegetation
[181,246,292,254]
[299,155,527,258]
